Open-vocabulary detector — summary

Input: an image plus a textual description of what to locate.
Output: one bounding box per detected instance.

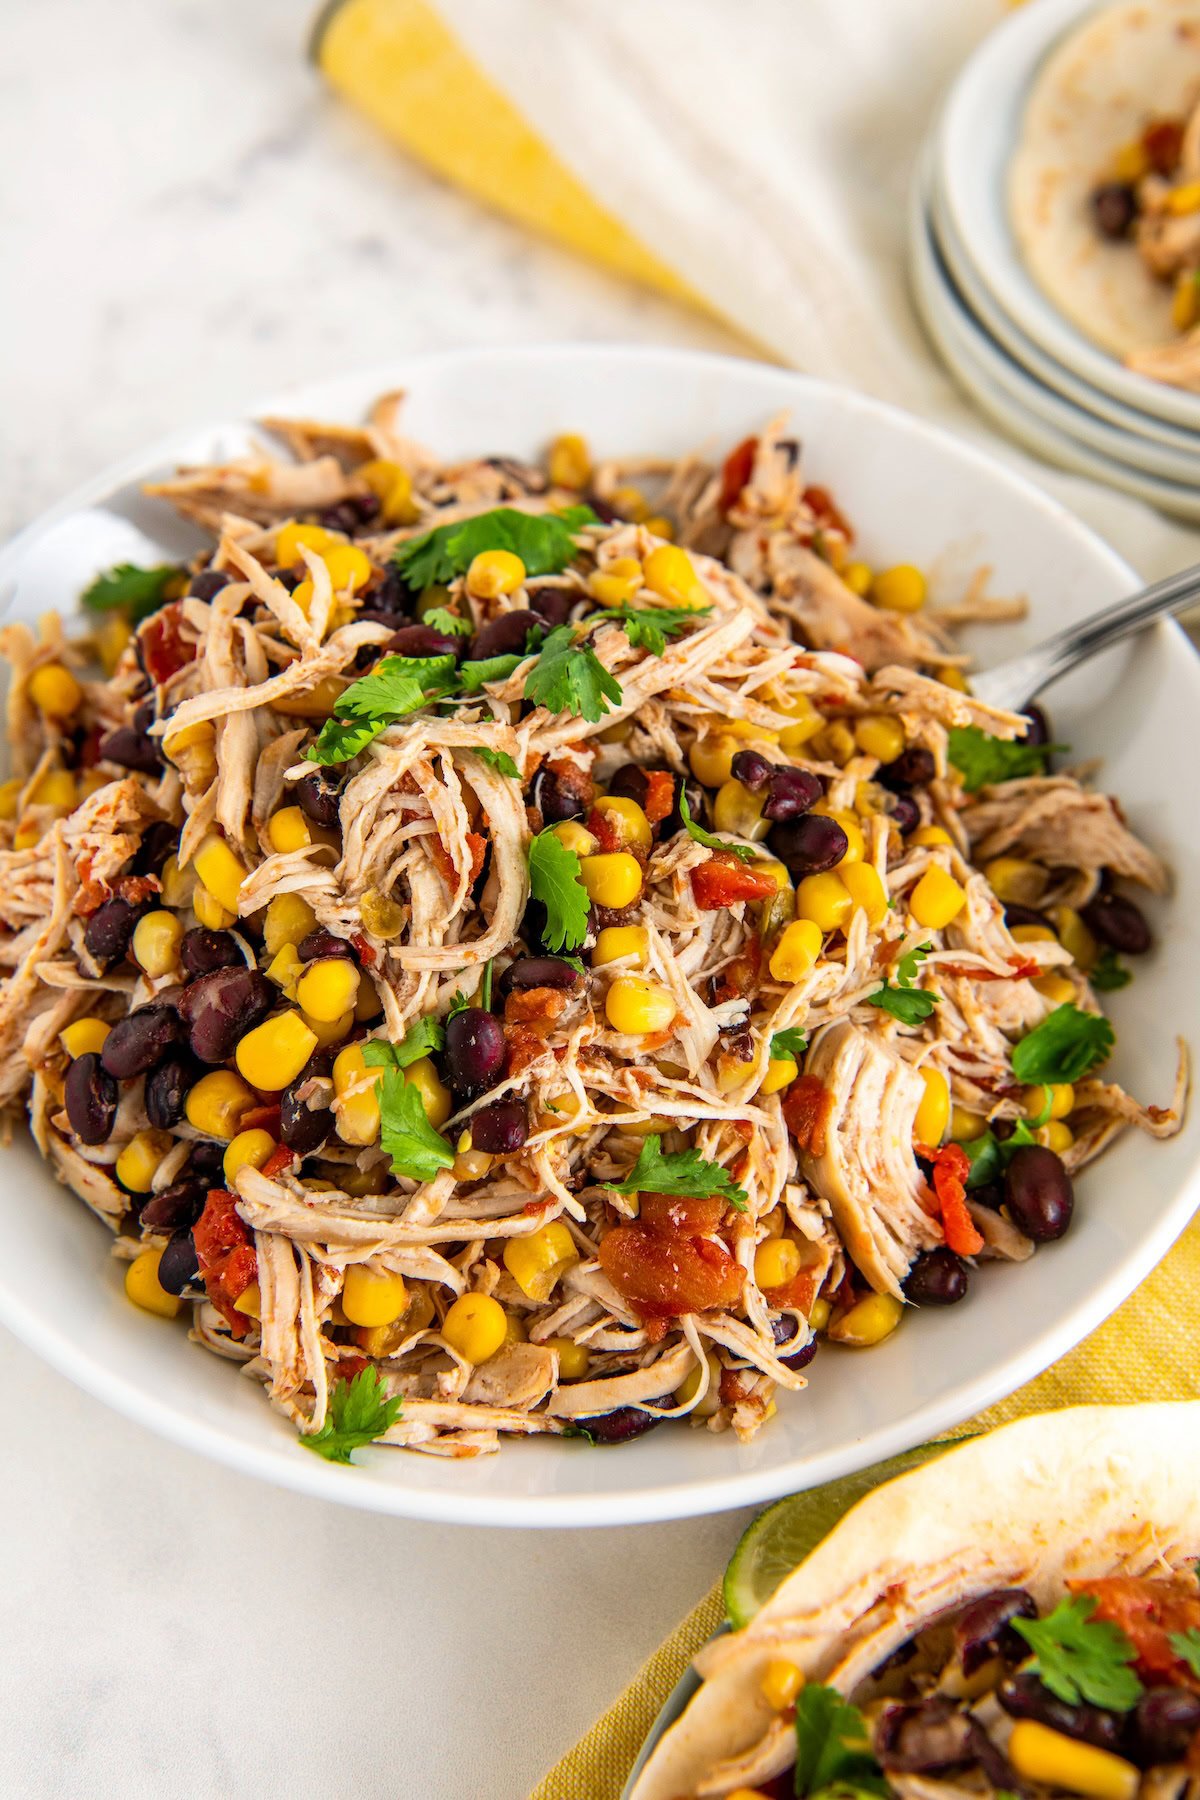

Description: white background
[0,3,755,1796]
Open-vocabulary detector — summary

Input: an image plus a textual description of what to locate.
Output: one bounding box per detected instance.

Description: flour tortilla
[631,1403,1200,1800]
[1009,0,1200,358]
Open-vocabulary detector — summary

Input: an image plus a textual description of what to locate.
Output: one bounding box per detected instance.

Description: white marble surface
[0,4,751,1798]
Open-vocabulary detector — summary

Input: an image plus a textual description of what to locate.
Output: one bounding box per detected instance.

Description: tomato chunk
[193,1188,258,1338]
[919,1141,984,1257]
[783,1075,833,1157]
[691,854,778,910]
[1075,1576,1200,1686]
[642,769,676,828]
[719,436,757,514]
[140,602,197,684]
[599,1223,744,1323]
[639,1192,726,1236]
[803,484,854,542]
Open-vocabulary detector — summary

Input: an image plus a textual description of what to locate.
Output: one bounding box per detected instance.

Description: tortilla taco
[630,1404,1200,1800]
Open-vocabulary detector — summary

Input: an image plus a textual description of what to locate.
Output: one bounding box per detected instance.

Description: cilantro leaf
[561,1422,597,1444]
[447,989,470,1020]
[376,1070,454,1182]
[1011,1003,1115,1084]
[82,561,183,624]
[895,941,932,985]
[604,1133,748,1212]
[589,603,711,658]
[393,505,597,590]
[947,726,1064,793]
[1091,947,1131,992]
[300,1366,403,1465]
[362,1015,446,1072]
[305,715,388,765]
[1014,1596,1143,1711]
[523,624,623,723]
[457,652,527,693]
[960,1113,1041,1188]
[867,941,937,1024]
[794,1684,889,1800]
[1168,1629,1200,1678]
[771,1027,809,1062]
[527,828,591,953]
[304,654,457,764]
[421,606,472,637]
[677,785,755,862]
[466,746,521,779]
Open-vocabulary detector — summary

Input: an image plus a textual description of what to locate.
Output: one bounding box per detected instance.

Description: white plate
[911,157,1200,518]
[936,0,1200,434]
[1,345,1198,1528]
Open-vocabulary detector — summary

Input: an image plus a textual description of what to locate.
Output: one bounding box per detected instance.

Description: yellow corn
[1173,269,1200,333]
[756,859,792,893]
[266,942,302,998]
[611,484,649,522]
[30,768,78,810]
[872,564,926,612]
[354,981,382,1023]
[1113,137,1149,183]
[796,872,853,934]
[713,780,770,842]
[501,1310,527,1346]
[724,1790,772,1800]
[580,851,642,910]
[643,544,708,609]
[79,769,110,800]
[404,1056,452,1128]
[466,549,525,599]
[1012,924,1056,944]
[1167,180,1200,215]
[592,795,652,853]
[115,1128,173,1194]
[754,1237,803,1290]
[1035,971,1077,1005]
[273,675,348,719]
[275,521,341,567]
[768,917,824,982]
[453,1129,493,1182]
[264,891,317,956]
[984,856,1046,906]
[674,1348,723,1418]
[761,1658,805,1712]
[545,1336,590,1381]
[160,855,195,910]
[0,777,21,822]
[28,661,83,718]
[163,719,214,759]
[322,543,373,593]
[1023,1082,1074,1122]
[60,1016,111,1059]
[547,432,591,489]
[552,819,599,857]
[124,1248,181,1320]
[842,561,873,596]
[936,665,971,693]
[442,1292,507,1363]
[232,1281,261,1320]
[840,861,888,926]
[359,887,404,939]
[776,694,824,750]
[587,556,643,608]
[760,1056,798,1095]
[95,612,132,675]
[13,822,41,851]
[235,1011,319,1091]
[605,975,675,1036]
[295,957,360,1023]
[1007,1722,1138,1800]
[854,714,905,764]
[911,865,967,930]
[950,1104,987,1142]
[359,458,420,527]
[910,825,953,848]
[342,1265,409,1328]
[809,1297,831,1331]
[915,1067,950,1146]
[504,1222,579,1302]
[267,807,312,855]
[1049,906,1099,971]
[131,910,184,978]
[1038,1120,1075,1154]
[688,732,739,787]
[592,925,649,968]
[185,1070,256,1140]
[193,834,247,916]
[332,1043,383,1146]
[828,1292,904,1347]
[302,1007,355,1050]
[642,513,674,540]
[222,1128,276,1188]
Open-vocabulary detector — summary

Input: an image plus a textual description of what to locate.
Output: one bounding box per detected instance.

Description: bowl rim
[2,340,1197,1528]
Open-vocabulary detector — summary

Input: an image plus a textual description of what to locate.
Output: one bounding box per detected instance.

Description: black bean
[180,928,242,977]
[1132,1689,1200,1765]
[579,1405,665,1445]
[187,1141,225,1180]
[607,763,651,807]
[139,1179,208,1232]
[297,929,356,964]
[889,793,920,834]
[145,1051,200,1129]
[318,493,379,534]
[1003,903,1048,931]
[64,1053,117,1145]
[280,1055,334,1154]
[763,766,824,822]
[999,1673,1125,1751]
[1092,181,1137,239]
[445,1009,507,1098]
[954,1588,1038,1675]
[187,567,230,601]
[99,726,163,774]
[730,749,774,791]
[132,699,157,736]
[1082,891,1151,955]
[500,957,581,994]
[1004,1145,1074,1241]
[156,1229,201,1295]
[383,623,464,660]
[466,610,540,662]
[527,586,573,627]
[877,1699,980,1774]
[903,1247,969,1306]
[130,820,178,877]
[294,768,342,830]
[84,898,141,964]
[467,1098,528,1154]
[180,968,273,1065]
[771,1315,818,1371]
[269,566,302,593]
[531,766,587,824]
[879,746,935,790]
[101,1005,185,1080]
[768,813,848,877]
[970,1180,1005,1211]
[367,568,416,617]
[1021,703,1053,747]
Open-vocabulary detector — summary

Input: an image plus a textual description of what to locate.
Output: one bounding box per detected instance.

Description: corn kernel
[453,1130,493,1182]
[95,612,132,676]
[115,1128,173,1193]
[235,1010,319,1091]
[936,665,971,693]
[854,714,905,764]
[984,856,1046,906]
[1167,180,1200,216]
[160,854,194,910]
[1007,1721,1138,1800]
[915,1067,950,1147]
[276,521,340,567]
[760,1056,798,1095]
[1113,137,1149,182]
[725,1790,772,1800]
[264,891,318,956]
[910,825,953,848]
[354,981,382,1023]
[547,432,591,489]
[593,925,649,967]
[761,1658,805,1712]
[0,777,21,822]
[28,662,83,718]
[754,1237,803,1290]
[162,719,215,759]
[1037,1120,1075,1154]
[360,459,420,527]
[359,886,404,939]
[267,807,312,855]
[303,1007,354,1050]
[713,780,770,842]
[605,975,675,1036]
[501,1310,528,1346]
[911,865,966,930]
[809,1297,831,1331]
[755,859,792,893]
[232,1281,261,1320]
[332,1043,383,1146]
[322,543,373,594]
[580,851,642,910]
[592,794,652,853]
[545,1336,590,1380]
[588,556,643,608]
[60,1016,111,1059]
[131,909,184,978]
[950,1104,987,1142]
[769,917,824,982]
[1173,269,1200,333]
[342,1265,409,1328]
[193,833,247,915]
[442,1292,507,1363]
[125,1248,181,1320]
[13,822,41,851]
[295,956,360,1023]
[223,1128,276,1188]
[688,732,739,787]
[827,1292,904,1347]
[675,1348,723,1418]
[1048,906,1099,971]
[611,484,649,522]
[796,872,853,934]
[776,694,823,750]
[872,564,926,612]
[504,1222,578,1302]
[643,543,708,609]
[195,885,236,934]
[266,942,302,998]
[79,769,109,799]
[273,675,349,719]
[1023,1081,1074,1122]
[551,819,598,858]
[466,549,525,600]
[1011,923,1056,944]
[1035,971,1077,1005]
[842,561,873,596]
[30,767,78,810]
[404,1055,452,1128]
[840,861,888,926]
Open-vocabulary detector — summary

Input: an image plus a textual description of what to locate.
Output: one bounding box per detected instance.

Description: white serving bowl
[1,345,1197,1528]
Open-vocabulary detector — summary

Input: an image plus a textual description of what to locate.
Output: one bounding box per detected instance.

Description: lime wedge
[724,1443,951,1629]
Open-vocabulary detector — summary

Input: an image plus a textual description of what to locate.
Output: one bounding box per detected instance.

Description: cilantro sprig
[948,726,1064,793]
[421,606,472,637]
[867,941,937,1025]
[82,561,183,623]
[604,1133,748,1213]
[392,505,597,590]
[1014,1596,1143,1711]
[959,1090,1052,1189]
[794,1684,889,1800]
[523,624,623,724]
[527,829,591,954]
[1091,947,1132,993]
[305,653,458,765]
[300,1367,403,1465]
[677,786,755,863]
[1168,1629,1200,1678]
[1010,1003,1114,1085]
[360,1039,454,1181]
[587,603,711,657]
[363,1016,446,1072]
[466,746,521,779]
[771,1027,809,1063]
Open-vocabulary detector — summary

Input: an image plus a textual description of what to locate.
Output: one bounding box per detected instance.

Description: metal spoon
[969,561,1200,714]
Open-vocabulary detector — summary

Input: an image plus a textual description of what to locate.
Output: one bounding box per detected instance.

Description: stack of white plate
[911,0,1200,521]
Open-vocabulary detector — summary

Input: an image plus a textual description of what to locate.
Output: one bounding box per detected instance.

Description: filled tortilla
[630,1403,1200,1800]
[1009,0,1200,390]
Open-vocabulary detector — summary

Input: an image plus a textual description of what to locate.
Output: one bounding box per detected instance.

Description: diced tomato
[1143,116,1185,175]
[261,1146,297,1179]
[350,931,376,968]
[504,986,568,1027]
[783,1075,833,1158]
[719,436,758,514]
[79,726,106,769]
[1074,1576,1200,1686]
[140,602,197,684]
[939,960,1040,983]
[762,1267,820,1315]
[690,853,778,910]
[465,831,487,883]
[504,1021,547,1078]
[639,1192,727,1236]
[586,807,623,853]
[115,874,160,908]
[920,1141,984,1257]
[338,1354,370,1382]
[599,1222,744,1324]
[642,769,676,828]
[238,1103,281,1137]
[193,1188,258,1338]
[709,941,762,1007]
[803,485,854,543]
